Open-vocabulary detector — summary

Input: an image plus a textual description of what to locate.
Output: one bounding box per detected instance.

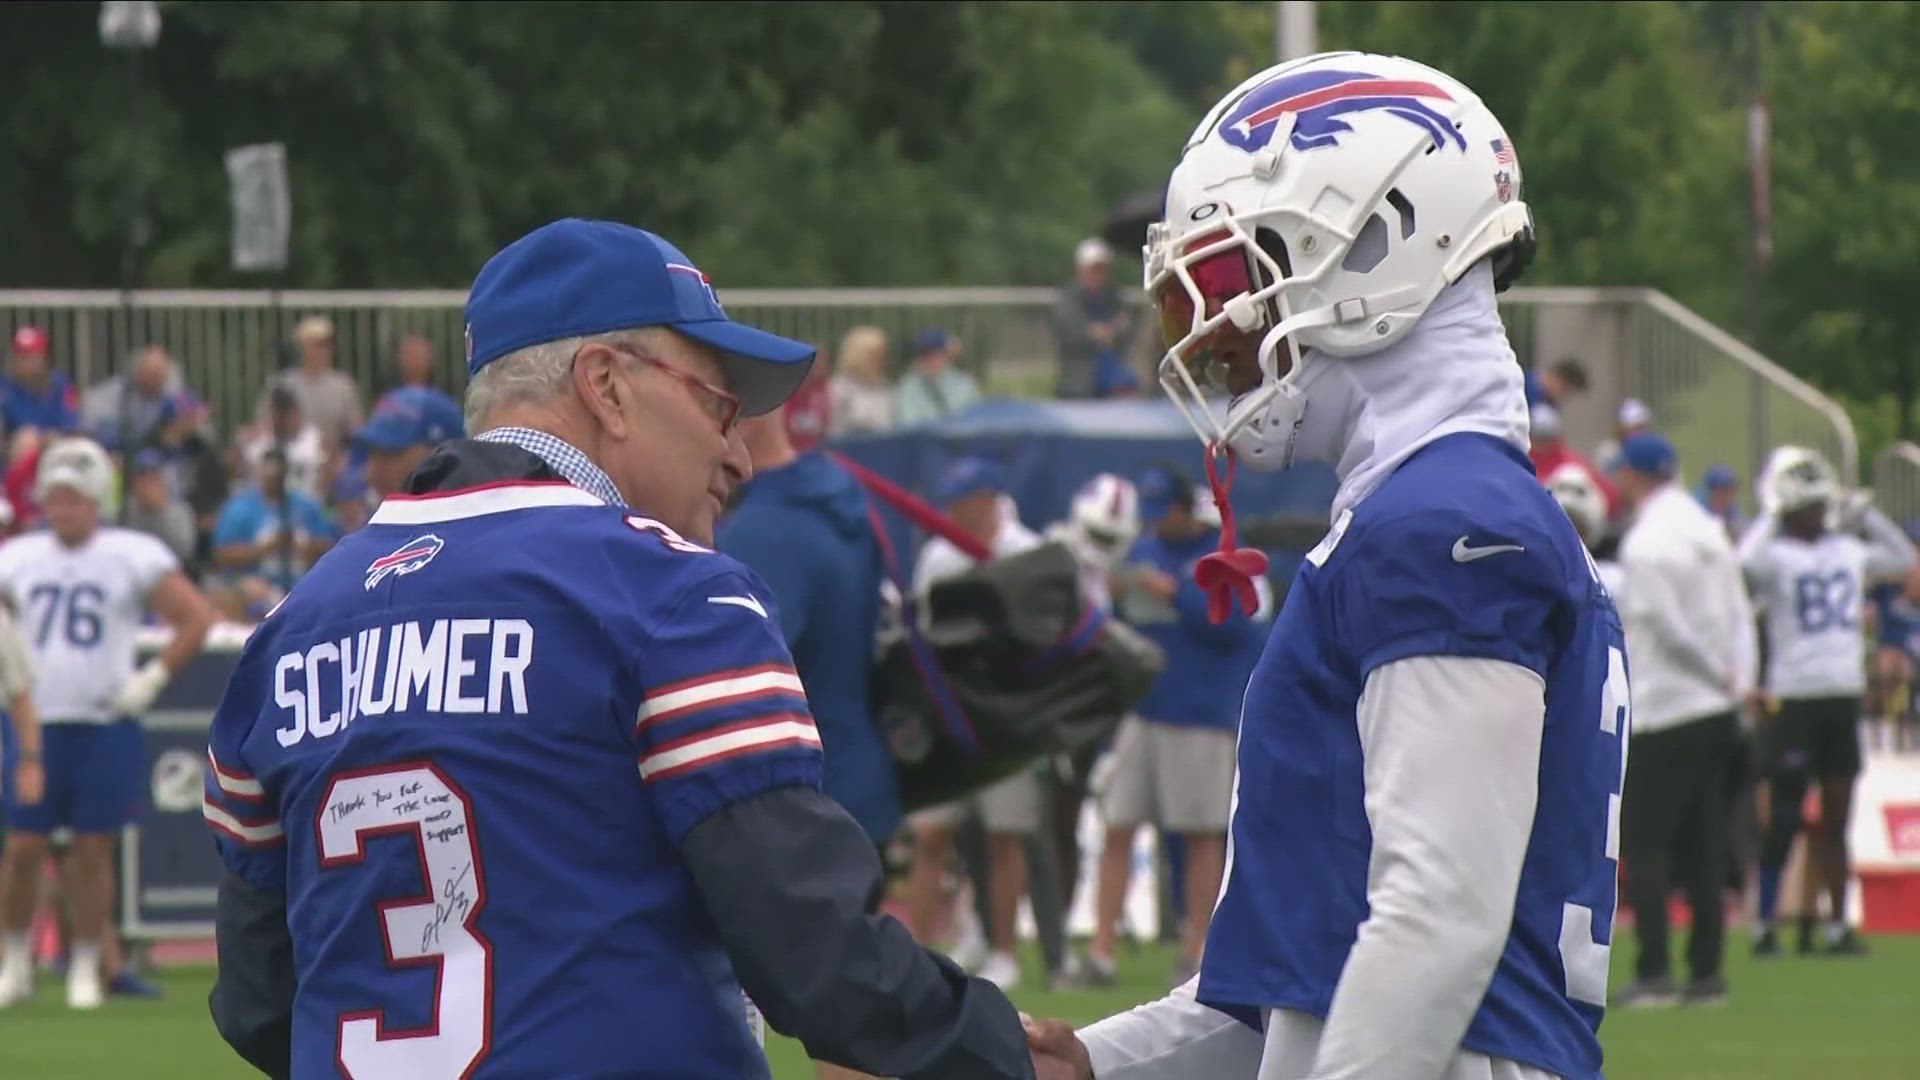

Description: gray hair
[463,327,670,432]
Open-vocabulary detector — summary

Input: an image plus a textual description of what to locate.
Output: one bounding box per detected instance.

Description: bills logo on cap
[366,533,445,590]
[464,324,474,366]
[666,263,724,315]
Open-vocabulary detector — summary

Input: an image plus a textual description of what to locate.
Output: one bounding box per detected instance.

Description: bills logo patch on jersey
[1219,68,1464,155]
[365,533,445,590]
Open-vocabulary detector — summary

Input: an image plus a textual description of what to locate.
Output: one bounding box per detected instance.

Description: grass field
[2,937,1917,1077]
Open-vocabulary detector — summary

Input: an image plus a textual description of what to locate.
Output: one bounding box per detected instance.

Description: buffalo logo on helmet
[1218,68,1465,156]
[365,533,445,591]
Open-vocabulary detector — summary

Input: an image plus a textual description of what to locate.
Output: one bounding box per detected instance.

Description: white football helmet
[1763,446,1840,516]
[1146,52,1535,466]
[1061,473,1142,568]
[35,436,115,506]
[1545,464,1606,545]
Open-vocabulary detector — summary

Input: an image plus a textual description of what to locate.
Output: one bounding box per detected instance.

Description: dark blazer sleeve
[682,785,1034,1080]
[208,873,295,1080]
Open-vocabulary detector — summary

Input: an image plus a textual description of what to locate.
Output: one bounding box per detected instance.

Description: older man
[1612,432,1756,1007]
[203,219,1046,1080]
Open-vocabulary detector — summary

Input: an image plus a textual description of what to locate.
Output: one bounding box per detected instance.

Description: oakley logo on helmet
[1218,69,1465,155]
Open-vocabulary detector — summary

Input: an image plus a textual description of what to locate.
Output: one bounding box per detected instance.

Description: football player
[1048,473,1142,610]
[1026,52,1623,1080]
[0,437,214,1009]
[1738,448,1915,957]
[1547,463,1623,599]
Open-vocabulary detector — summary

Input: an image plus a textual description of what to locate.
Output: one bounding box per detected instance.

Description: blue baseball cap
[1703,464,1738,490]
[464,219,814,416]
[930,456,1006,507]
[352,387,465,452]
[1616,431,1677,477]
[910,328,953,357]
[1135,465,1193,523]
[130,448,168,475]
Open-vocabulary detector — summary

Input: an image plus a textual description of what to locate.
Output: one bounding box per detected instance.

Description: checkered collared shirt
[476,427,625,507]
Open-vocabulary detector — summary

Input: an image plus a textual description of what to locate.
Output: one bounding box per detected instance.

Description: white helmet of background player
[1764,446,1841,516]
[1545,464,1606,546]
[35,436,114,506]
[1061,473,1142,569]
[1146,52,1535,470]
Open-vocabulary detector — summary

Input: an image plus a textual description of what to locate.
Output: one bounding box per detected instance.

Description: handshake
[1022,1013,1092,1080]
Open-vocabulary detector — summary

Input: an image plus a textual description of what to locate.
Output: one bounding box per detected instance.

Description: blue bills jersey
[1198,434,1628,1080]
[202,481,822,1079]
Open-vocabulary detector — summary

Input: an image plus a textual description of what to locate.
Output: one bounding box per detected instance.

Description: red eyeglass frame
[602,342,742,435]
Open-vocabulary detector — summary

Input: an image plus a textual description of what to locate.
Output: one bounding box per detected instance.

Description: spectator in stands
[1597,397,1655,473]
[79,345,180,452]
[894,329,981,428]
[149,390,227,546]
[902,456,1041,991]
[2,429,45,529]
[256,316,363,448]
[208,449,336,620]
[388,330,438,393]
[1696,463,1745,538]
[242,385,327,504]
[1053,238,1136,401]
[1613,431,1755,1007]
[828,326,895,436]
[782,347,833,451]
[1083,465,1271,990]
[123,449,197,567]
[1529,402,1619,518]
[2,326,78,438]
[350,386,464,499]
[1524,357,1589,411]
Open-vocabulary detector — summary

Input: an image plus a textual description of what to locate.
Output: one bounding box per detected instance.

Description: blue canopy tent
[828,397,1338,589]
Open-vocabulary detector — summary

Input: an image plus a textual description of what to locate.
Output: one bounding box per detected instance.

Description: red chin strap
[1193,445,1270,624]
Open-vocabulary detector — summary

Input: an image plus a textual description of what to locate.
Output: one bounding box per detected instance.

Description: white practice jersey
[0,527,177,723]
[1744,531,1871,699]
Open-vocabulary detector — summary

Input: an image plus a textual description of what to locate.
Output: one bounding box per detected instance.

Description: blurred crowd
[0,316,460,624]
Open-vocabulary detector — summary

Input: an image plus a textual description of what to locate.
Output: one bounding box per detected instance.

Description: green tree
[1764,0,1920,440]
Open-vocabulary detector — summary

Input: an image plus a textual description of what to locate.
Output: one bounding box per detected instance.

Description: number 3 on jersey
[1561,645,1630,1008]
[318,764,492,1079]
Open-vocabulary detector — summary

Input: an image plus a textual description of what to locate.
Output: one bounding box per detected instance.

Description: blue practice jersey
[1873,584,1920,662]
[202,481,823,1079]
[1198,434,1627,1080]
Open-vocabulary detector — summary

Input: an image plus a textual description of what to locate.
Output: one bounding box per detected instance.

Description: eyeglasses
[603,342,742,435]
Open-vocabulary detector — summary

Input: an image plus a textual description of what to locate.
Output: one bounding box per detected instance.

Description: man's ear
[572,343,631,442]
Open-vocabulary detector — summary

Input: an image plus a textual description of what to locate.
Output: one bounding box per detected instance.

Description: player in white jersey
[1546,463,1623,600]
[1738,448,1915,957]
[0,438,214,1009]
[1048,473,1143,610]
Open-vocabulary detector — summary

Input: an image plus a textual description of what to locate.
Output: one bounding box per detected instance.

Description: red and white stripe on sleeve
[203,748,285,847]
[633,663,820,783]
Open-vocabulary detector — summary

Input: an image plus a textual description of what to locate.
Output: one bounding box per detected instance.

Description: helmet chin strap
[1193,447,1270,625]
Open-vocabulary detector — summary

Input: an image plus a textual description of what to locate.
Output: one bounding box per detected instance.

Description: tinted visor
[1152,230,1266,388]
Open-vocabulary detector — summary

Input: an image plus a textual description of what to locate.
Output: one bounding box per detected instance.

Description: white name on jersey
[274,618,533,747]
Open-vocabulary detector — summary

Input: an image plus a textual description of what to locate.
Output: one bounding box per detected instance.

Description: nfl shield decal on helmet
[365,533,445,590]
[1218,68,1464,155]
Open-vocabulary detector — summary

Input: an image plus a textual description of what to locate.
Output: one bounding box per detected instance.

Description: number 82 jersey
[1742,530,1871,699]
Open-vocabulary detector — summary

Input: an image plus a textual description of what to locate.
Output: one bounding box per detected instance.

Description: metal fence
[1497,287,1859,497]
[1874,442,1920,531]
[0,285,1859,501]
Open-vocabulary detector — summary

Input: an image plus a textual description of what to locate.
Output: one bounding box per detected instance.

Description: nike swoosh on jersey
[708,595,769,618]
[1452,536,1526,562]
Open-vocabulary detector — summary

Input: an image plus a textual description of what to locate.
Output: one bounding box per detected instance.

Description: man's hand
[12,757,42,806]
[1024,1015,1092,1080]
[1133,568,1180,603]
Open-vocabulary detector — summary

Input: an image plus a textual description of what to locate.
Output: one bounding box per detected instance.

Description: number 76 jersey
[0,527,178,724]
